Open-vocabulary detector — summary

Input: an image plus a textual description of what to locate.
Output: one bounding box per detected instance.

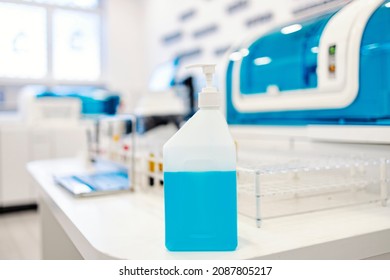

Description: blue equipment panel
[240,12,335,95]
[37,88,121,115]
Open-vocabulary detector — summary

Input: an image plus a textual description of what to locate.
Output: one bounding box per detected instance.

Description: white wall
[105,0,147,112]
[143,0,350,82]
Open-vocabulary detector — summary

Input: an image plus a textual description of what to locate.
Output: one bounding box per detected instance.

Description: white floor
[0,211,41,260]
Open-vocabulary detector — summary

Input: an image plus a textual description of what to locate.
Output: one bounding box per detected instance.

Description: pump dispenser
[186,64,220,108]
[163,64,237,251]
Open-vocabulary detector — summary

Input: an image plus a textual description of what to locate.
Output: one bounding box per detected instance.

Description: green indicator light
[329,45,336,55]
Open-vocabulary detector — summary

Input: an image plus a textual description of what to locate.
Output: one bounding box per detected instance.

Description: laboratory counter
[27,159,390,260]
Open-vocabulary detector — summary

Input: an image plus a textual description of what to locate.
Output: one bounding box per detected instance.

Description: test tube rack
[237,154,390,228]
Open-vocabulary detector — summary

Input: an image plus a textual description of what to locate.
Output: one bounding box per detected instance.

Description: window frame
[0,0,106,87]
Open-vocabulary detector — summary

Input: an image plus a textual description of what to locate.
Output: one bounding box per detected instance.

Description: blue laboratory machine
[225,0,390,125]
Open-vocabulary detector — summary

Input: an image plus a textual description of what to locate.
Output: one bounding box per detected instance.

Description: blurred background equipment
[225,0,390,125]
[134,58,189,134]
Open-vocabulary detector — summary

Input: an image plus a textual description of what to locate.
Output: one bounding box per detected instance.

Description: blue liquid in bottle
[164,171,237,251]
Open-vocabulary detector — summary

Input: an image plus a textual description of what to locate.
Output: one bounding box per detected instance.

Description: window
[0,3,47,79]
[28,0,99,9]
[53,10,100,81]
[0,0,102,84]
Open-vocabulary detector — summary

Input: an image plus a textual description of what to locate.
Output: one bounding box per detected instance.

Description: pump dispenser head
[186,64,220,108]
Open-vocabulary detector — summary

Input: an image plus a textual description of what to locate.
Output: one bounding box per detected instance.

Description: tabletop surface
[28,158,390,260]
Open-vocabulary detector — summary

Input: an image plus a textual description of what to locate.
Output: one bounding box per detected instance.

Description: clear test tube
[158,151,164,187]
[148,153,155,187]
[380,158,389,207]
[255,170,261,228]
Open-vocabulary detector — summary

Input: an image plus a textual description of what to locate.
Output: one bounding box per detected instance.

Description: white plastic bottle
[163,64,237,251]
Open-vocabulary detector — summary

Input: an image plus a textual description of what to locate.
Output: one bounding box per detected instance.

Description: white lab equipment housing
[0,88,86,208]
[222,0,390,225]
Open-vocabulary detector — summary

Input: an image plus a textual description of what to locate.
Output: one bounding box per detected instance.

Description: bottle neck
[198,89,220,109]
[199,106,220,110]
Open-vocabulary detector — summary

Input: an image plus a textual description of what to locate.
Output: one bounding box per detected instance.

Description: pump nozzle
[186,64,216,88]
[186,64,219,108]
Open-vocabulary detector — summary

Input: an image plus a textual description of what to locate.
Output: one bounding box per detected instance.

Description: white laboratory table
[28,158,390,260]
